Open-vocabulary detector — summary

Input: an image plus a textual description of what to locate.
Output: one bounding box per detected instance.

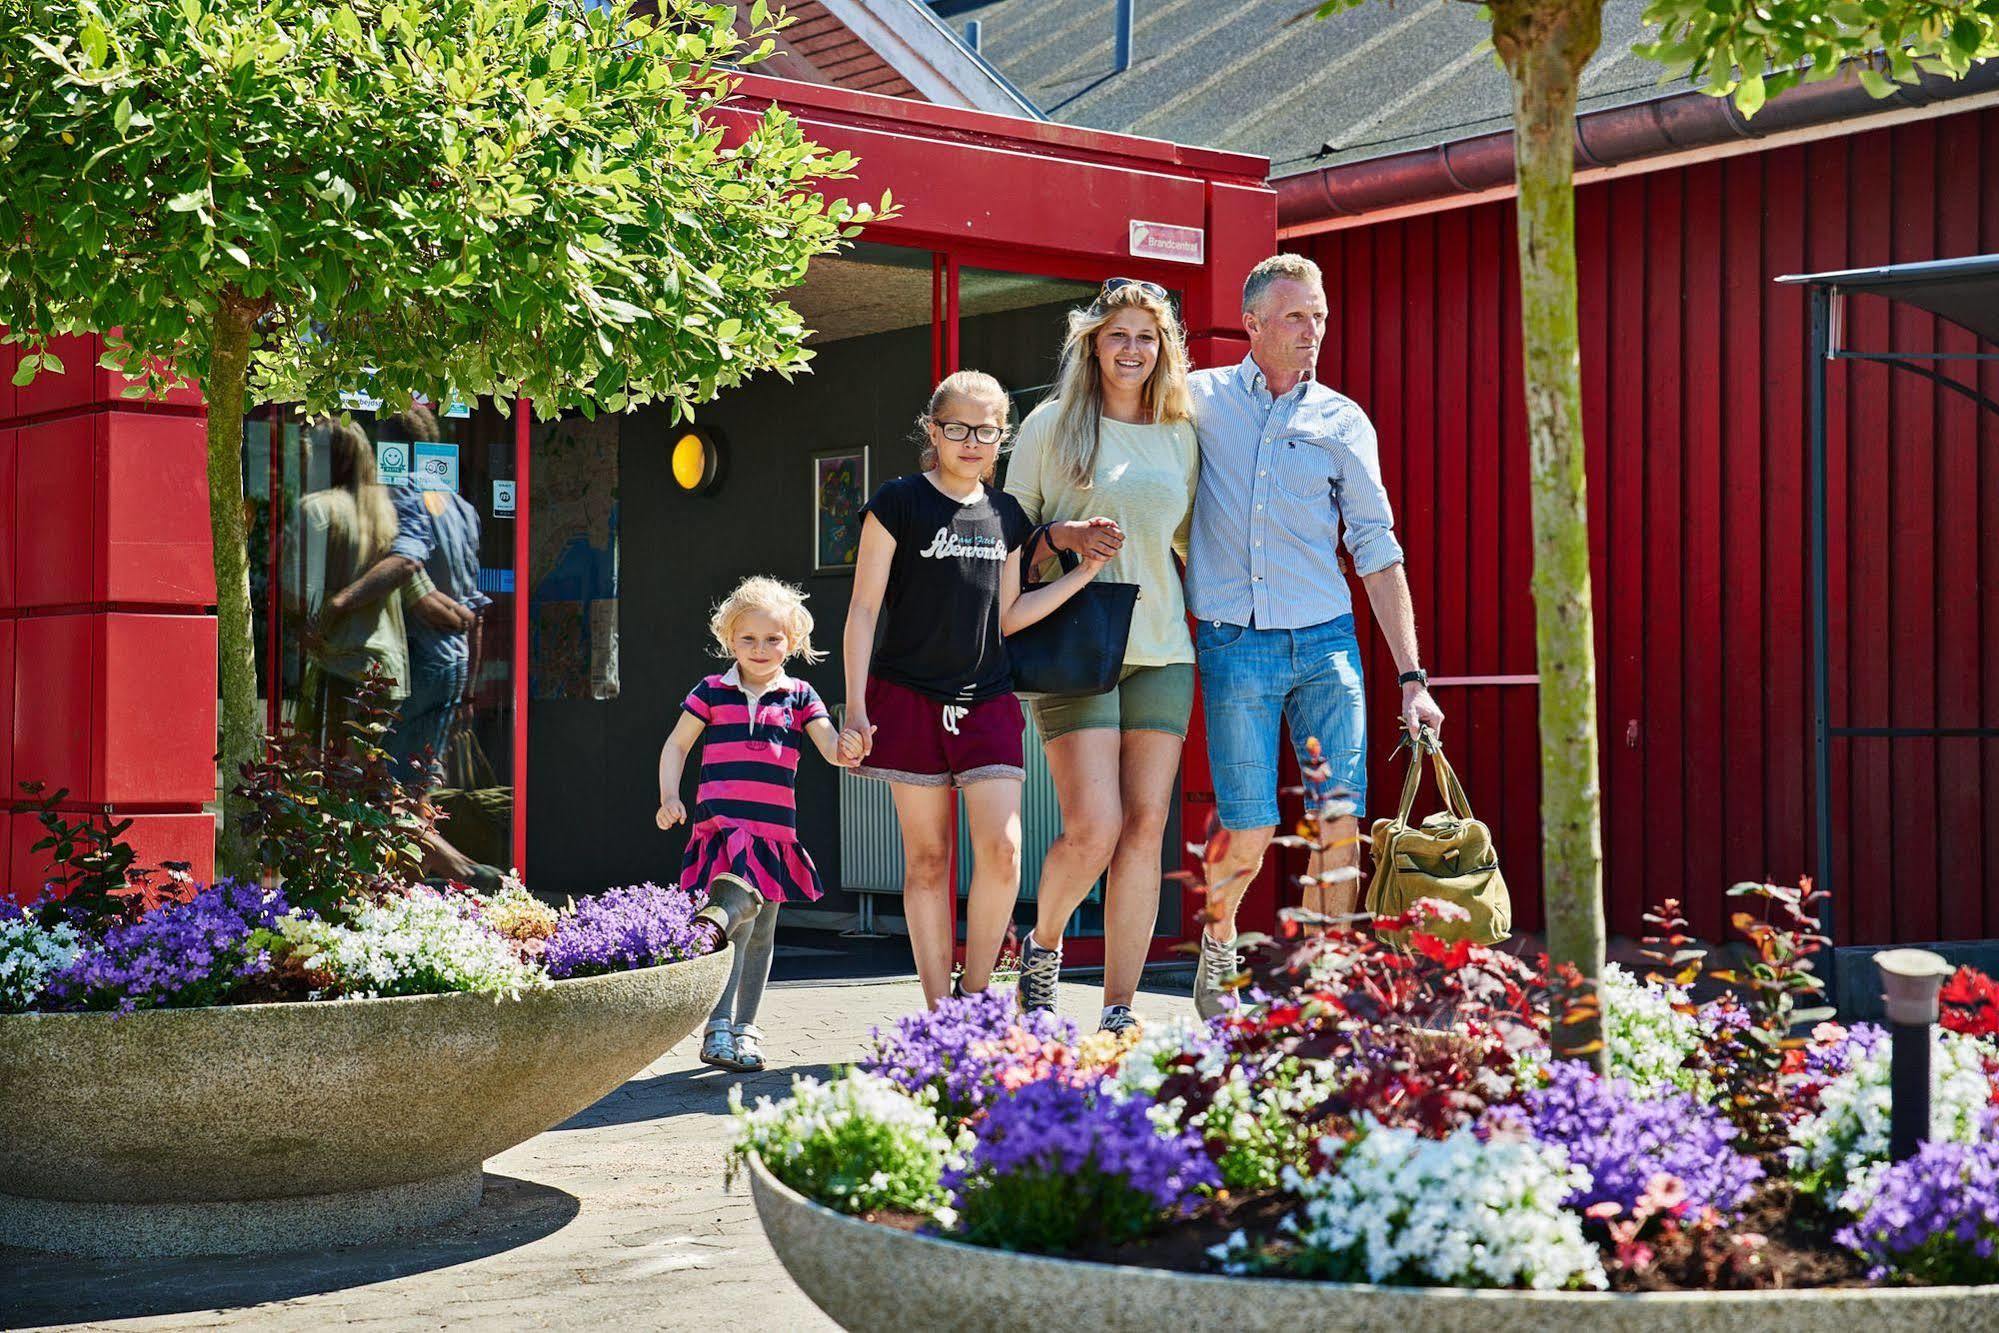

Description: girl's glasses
[1101,276,1169,302]
[932,420,1006,445]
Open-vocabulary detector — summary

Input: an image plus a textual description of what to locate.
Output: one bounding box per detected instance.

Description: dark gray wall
[527,297,1084,904]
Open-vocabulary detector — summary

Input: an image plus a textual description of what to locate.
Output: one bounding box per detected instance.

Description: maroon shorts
[853,676,1025,787]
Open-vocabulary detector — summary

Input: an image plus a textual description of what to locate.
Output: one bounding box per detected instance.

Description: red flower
[1940,966,1999,1039]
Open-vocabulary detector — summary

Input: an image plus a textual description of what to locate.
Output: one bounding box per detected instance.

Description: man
[1186,254,1445,1017]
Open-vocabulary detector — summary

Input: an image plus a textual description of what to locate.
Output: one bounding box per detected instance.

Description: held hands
[1053,517,1124,564]
[656,799,687,830]
[837,716,876,766]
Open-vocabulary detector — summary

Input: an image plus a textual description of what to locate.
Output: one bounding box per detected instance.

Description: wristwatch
[1398,669,1428,688]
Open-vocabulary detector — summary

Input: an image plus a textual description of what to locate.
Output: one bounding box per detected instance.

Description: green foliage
[16,781,199,929]
[0,0,889,419]
[232,668,432,917]
[1639,0,1999,115]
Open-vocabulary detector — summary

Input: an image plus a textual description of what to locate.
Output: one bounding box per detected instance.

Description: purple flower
[863,987,1077,1118]
[1494,1061,1763,1218]
[542,883,708,979]
[1803,1022,1889,1083]
[944,1079,1219,1253]
[1836,1138,1999,1283]
[42,881,291,1013]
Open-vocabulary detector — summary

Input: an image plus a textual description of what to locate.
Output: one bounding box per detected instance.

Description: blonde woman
[1004,278,1200,1035]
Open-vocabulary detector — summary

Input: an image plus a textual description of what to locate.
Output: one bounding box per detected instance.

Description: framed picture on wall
[812,446,869,574]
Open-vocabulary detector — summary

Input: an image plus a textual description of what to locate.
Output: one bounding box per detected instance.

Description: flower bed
[732,884,1999,1304]
[0,878,714,1014]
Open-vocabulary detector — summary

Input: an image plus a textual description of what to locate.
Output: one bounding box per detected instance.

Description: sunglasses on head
[1099,276,1170,303]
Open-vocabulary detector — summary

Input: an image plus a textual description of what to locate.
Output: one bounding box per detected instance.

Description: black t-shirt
[863,473,1033,703]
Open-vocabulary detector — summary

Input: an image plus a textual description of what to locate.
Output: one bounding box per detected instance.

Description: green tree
[1,0,886,873]
[1316,0,1994,1065]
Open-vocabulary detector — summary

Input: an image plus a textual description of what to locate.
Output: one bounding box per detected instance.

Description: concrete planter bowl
[746,1153,1999,1333]
[0,947,732,1258]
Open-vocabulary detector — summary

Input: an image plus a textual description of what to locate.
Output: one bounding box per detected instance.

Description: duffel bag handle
[1390,727,1482,827]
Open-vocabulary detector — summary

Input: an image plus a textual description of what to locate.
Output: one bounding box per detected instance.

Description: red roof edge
[728,71,1272,186]
[1275,62,1999,228]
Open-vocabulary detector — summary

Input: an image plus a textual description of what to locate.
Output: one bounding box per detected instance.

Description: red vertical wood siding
[1288,106,1999,945]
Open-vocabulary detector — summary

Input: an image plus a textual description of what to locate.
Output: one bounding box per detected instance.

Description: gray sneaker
[1098,1004,1140,1036]
[1192,931,1240,1021]
[1017,933,1062,1013]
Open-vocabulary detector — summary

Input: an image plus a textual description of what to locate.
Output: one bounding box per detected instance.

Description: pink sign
[1128,220,1204,265]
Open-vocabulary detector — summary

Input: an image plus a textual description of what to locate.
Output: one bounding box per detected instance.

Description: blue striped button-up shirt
[1185,357,1404,630]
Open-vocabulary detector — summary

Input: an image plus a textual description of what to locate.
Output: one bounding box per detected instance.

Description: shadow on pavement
[0,1172,578,1330]
[552,1061,844,1132]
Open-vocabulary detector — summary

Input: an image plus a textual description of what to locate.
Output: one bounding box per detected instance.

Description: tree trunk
[206,298,260,877]
[1494,0,1607,1069]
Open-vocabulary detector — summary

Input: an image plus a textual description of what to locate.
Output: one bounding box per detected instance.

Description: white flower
[1788,1028,1997,1204]
[729,1071,959,1218]
[276,888,542,999]
[1222,1118,1607,1291]
[1517,963,1707,1100]
[0,911,84,1011]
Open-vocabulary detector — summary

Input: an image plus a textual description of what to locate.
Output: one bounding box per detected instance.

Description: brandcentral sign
[1129,219,1204,264]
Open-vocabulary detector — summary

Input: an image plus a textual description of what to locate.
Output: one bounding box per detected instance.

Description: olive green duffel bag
[1365,731,1512,946]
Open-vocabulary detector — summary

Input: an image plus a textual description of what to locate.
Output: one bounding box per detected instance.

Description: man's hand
[1051,517,1124,563]
[1401,683,1444,741]
[413,590,475,633]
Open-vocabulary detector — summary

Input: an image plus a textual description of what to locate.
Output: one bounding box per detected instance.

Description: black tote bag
[1005,525,1139,697]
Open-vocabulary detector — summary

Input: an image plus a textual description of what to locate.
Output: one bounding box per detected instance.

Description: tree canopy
[0,0,888,417]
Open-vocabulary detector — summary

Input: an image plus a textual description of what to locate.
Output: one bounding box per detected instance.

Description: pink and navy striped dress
[678,669,828,904]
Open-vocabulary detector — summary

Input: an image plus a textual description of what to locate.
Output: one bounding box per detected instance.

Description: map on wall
[530,414,620,700]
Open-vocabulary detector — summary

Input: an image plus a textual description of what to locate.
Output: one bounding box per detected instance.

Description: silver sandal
[732,1024,767,1072]
[699,1019,737,1070]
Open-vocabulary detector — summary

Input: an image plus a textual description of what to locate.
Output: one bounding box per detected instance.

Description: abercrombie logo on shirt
[918,527,1007,561]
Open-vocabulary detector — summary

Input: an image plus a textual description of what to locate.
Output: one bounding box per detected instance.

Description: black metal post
[1807,287,1836,961]
[1889,1020,1931,1162]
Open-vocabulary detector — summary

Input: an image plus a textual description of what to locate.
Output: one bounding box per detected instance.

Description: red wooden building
[1278,91,1999,957]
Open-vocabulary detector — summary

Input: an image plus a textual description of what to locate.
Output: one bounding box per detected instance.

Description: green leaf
[40,352,64,375]
[1735,71,1766,116]
[1857,66,1896,98]
[167,189,208,212]
[114,97,134,134]
[79,19,107,65]
[11,355,41,387]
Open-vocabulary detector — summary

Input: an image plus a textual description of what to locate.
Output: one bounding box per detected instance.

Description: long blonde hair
[324,419,399,580]
[1044,285,1194,487]
[708,575,825,664]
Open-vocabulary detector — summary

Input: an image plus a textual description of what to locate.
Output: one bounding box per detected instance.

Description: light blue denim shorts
[1194,614,1367,831]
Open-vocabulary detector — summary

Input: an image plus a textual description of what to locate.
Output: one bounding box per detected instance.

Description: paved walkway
[2,975,1191,1333]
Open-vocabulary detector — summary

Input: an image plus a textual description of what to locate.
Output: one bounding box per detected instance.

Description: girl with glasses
[840,370,1110,1008]
[1003,279,1200,1037]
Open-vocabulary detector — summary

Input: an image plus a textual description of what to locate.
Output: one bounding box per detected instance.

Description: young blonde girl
[840,370,1108,1009]
[657,576,851,1071]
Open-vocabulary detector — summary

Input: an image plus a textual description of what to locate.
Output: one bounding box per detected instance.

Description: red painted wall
[1286,106,1999,946]
[0,332,217,902]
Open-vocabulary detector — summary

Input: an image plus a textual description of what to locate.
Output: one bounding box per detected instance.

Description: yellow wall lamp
[669,424,725,495]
